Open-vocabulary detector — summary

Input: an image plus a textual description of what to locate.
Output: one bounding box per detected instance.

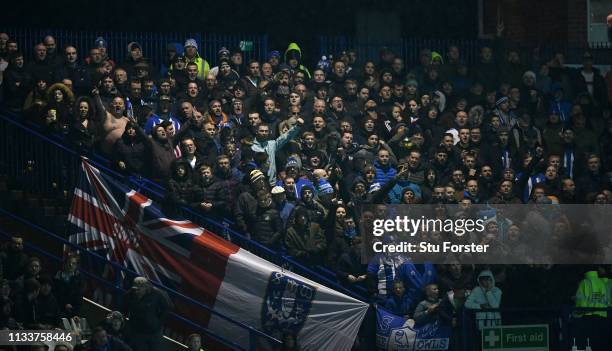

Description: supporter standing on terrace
[93,87,129,155]
[123,277,169,351]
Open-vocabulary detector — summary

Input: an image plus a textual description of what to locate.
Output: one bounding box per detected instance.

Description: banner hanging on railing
[67,158,368,350]
[376,306,451,351]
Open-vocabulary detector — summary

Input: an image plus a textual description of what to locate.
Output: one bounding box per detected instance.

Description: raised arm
[91,88,109,124]
[275,117,304,149]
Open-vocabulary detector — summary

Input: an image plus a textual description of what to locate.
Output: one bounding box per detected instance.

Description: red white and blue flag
[67,158,368,350]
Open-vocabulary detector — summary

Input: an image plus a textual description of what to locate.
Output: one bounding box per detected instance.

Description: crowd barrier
[0,207,281,351]
[0,110,368,302]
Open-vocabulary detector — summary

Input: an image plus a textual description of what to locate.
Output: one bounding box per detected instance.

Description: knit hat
[95,36,107,49]
[368,182,382,193]
[271,186,285,195]
[268,50,281,60]
[317,179,334,195]
[285,157,301,170]
[249,169,265,184]
[127,42,141,53]
[184,38,198,50]
[218,47,230,57]
[495,94,509,106]
[406,79,418,87]
[522,70,536,82]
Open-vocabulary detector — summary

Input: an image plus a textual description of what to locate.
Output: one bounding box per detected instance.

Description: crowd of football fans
[1,29,612,350]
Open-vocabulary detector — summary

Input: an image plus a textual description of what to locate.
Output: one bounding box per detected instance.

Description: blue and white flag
[376,306,450,351]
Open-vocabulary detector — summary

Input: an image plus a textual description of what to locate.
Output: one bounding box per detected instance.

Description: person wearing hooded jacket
[284,42,311,79]
[284,207,327,265]
[164,159,193,216]
[114,121,148,176]
[464,270,502,330]
[179,39,209,80]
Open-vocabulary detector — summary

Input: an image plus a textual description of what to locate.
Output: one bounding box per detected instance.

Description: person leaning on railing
[464,269,502,330]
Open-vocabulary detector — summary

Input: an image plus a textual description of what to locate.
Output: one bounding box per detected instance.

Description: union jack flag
[65,158,368,351]
[66,158,234,311]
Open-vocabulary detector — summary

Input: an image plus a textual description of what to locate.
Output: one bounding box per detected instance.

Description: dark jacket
[137,125,176,180]
[3,62,32,110]
[26,57,56,83]
[208,169,239,218]
[234,191,258,234]
[165,159,194,208]
[123,288,170,334]
[114,123,149,175]
[285,222,327,265]
[252,206,283,249]
[53,271,85,316]
[175,120,220,164]
[37,292,60,326]
[56,61,92,95]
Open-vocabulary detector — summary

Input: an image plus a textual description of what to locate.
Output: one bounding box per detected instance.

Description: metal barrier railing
[0,207,281,351]
[0,110,368,302]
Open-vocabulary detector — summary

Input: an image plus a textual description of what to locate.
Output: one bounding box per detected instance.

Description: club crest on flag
[261,271,316,337]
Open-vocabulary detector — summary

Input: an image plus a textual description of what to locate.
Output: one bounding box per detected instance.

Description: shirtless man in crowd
[92,87,129,155]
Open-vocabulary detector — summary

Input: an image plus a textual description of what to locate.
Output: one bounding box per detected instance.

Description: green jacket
[170,53,210,80]
[284,42,311,79]
[575,271,608,317]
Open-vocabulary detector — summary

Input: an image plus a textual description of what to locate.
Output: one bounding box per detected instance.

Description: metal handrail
[0,207,282,349]
[0,110,368,301]
[0,226,249,351]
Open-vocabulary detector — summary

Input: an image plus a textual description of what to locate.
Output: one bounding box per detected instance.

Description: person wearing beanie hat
[102,310,128,340]
[493,93,515,128]
[249,169,266,185]
[292,186,327,225]
[317,178,334,196]
[181,38,209,80]
[267,50,281,73]
[285,157,301,171]
[406,79,418,88]
[368,182,382,193]
[218,47,230,59]
[522,70,536,85]
[95,36,107,49]
[94,37,111,63]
